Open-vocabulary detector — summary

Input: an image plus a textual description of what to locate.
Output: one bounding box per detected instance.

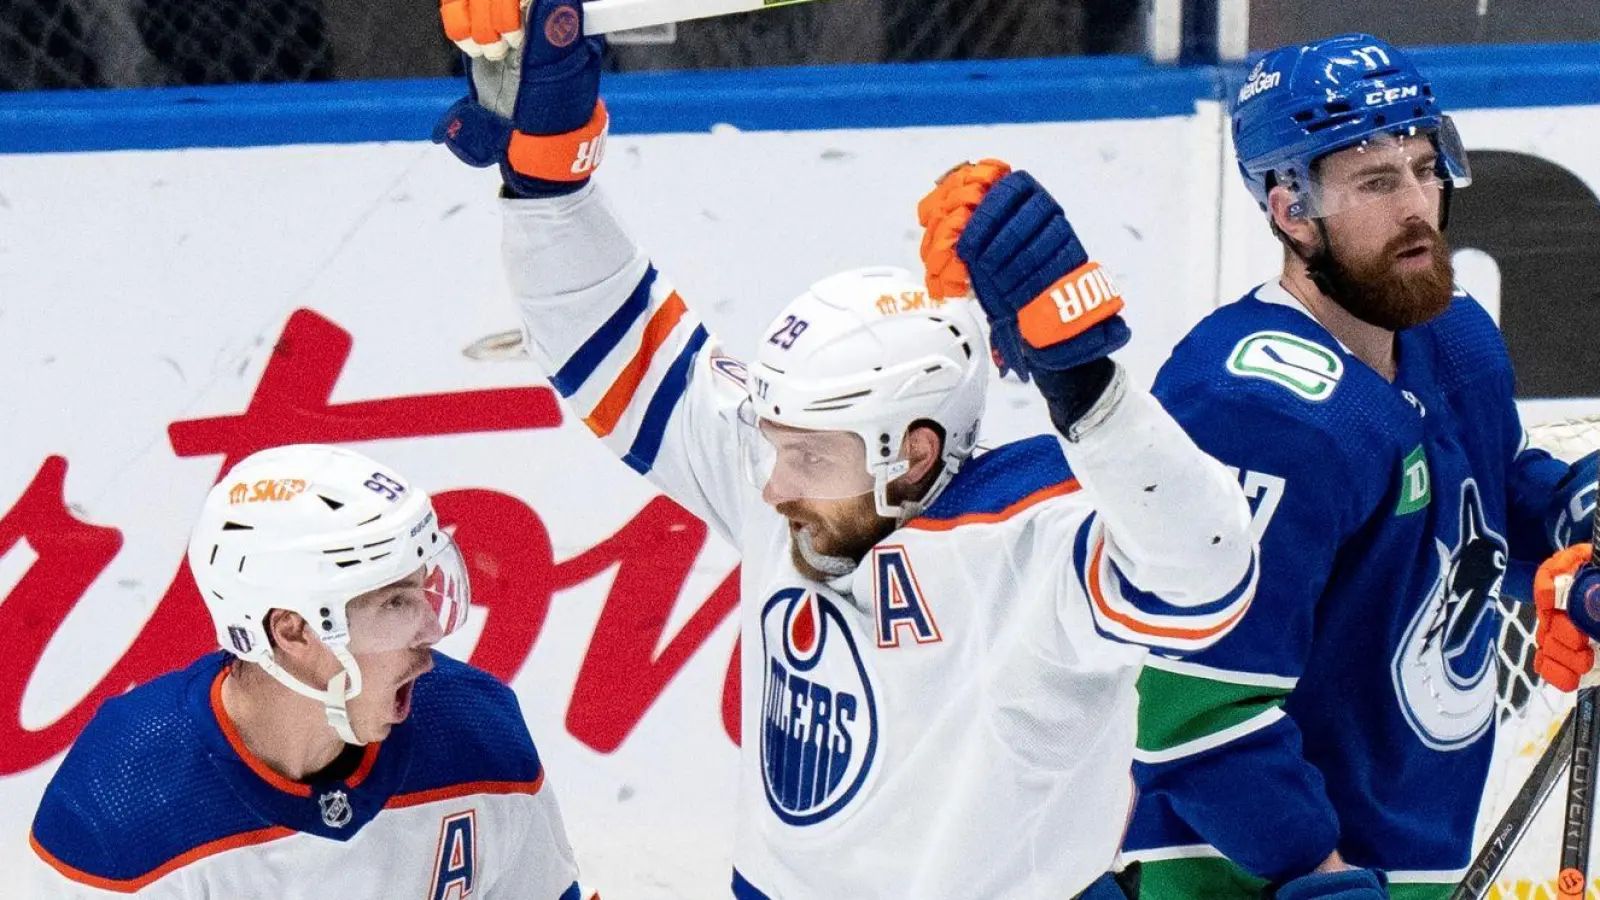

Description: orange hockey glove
[917,159,1012,300]
[1534,543,1598,692]
[441,0,527,60]
[433,0,607,198]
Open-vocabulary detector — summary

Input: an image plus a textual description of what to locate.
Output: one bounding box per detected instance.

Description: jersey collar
[188,654,414,842]
[1255,280,1355,355]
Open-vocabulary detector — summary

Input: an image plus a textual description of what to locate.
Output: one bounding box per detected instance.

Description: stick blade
[583,0,826,35]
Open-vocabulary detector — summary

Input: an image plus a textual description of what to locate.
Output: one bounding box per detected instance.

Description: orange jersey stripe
[208,668,385,796]
[347,740,382,788]
[1086,537,1249,642]
[385,774,546,810]
[584,292,689,438]
[209,668,312,798]
[905,479,1080,532]
[32,825,294,894]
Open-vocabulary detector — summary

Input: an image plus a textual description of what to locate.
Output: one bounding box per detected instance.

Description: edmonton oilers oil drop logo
[760,587,878,826]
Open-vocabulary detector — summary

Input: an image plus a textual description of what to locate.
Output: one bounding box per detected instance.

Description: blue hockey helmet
[1231,33,1471,219]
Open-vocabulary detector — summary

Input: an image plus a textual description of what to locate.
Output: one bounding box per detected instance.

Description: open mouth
[392,663,431,722]
[1396,243,1431,261]
[393,680,415,722]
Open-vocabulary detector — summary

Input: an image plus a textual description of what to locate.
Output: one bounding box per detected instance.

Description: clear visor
[1294,118,1471,219]
[344,538,471,653]
[737,398,875,503]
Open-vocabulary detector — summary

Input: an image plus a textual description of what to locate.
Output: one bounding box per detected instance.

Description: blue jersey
[1123,283,1571,898]
[29,651,584,898]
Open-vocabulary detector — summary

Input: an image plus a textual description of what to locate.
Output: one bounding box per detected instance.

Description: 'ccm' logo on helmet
[1366,85,1421,106]
[227,478,308,505]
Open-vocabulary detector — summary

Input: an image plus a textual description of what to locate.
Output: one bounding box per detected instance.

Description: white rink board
[1,100,1599,898]
[0,116,1213,898]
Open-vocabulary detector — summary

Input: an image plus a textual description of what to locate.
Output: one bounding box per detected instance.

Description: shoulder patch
[709,354,749,388]
[1225,331,1344,402]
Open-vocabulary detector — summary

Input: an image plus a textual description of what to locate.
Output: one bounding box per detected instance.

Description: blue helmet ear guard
[1230,33,1471,222]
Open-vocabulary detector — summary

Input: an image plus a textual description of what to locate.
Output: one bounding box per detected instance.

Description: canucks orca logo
[759,587,878,826]
[1392,480,1508,751]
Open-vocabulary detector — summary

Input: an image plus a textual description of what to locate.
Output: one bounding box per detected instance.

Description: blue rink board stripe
[0,42,1597,154]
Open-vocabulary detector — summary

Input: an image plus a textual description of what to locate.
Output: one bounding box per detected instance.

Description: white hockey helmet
[743,266,989,519]
[188,444,470,744]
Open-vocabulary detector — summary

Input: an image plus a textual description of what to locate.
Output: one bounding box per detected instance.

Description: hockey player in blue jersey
[1112,34,1600,900]
[28,444,592,899]
[920,31,1600,900]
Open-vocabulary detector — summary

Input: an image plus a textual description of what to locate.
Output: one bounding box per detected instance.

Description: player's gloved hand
[441,0,527,60]
[1548,451,1598,550]
[1535,543,1600,692]
[432,0,607,198]
[919,158,1012,300]
[922,163,1130,382]
[918,163,1132,429]
[1270,868,1387,900]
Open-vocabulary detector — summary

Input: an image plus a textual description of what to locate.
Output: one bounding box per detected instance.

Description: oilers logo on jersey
[1392,479,1509,751]
[760,587,879,827]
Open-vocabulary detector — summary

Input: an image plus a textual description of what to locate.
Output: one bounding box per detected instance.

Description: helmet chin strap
[258,643,368,746]
[800,451,970,600]
[1301,218,1344,304]
[870,458,912,520]
[875,448,969,527]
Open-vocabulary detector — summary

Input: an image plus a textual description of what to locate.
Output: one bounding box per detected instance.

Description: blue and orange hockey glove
[1548,451,1599,550]
[440,0,525,60]
[1534,543,1600,692]
[919,162,1132,430]
[433,0,607,198]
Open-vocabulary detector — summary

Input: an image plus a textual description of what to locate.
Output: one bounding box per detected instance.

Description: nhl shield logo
[319,789,353,828]
[759,587,878,827]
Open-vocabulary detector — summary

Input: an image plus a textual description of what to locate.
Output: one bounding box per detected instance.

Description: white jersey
[503,186,1258,899]
[27,653,584,899]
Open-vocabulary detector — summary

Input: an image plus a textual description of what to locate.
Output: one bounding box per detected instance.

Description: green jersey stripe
[1137,663,1292,753]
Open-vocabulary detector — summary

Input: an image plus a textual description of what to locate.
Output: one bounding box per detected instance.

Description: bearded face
[1310,216,1455,331]
[753,421,945,582]
[1282,132,1458,331]
[775,493,894,581]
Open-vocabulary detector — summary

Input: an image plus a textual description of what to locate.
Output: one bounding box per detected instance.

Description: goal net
[1479,416,1600,899]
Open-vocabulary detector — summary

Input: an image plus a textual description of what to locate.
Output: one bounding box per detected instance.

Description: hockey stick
[584,0,837,35]
[1557,514,1600,900]
[1559,683,1600,899]
[1451,710,1575,899]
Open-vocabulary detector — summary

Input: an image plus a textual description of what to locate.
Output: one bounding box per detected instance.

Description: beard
[1306,221,1455,331]
[779,497,893,582]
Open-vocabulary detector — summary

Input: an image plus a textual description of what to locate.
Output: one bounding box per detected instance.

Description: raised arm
[433,0,753,541]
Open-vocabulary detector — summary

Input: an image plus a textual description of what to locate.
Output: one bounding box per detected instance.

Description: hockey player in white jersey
[432,2,1259,897]
[28,445,590,899]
